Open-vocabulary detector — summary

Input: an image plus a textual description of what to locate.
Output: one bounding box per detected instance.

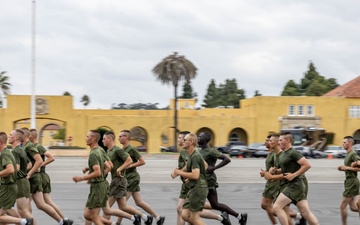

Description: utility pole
[31,0,36,128]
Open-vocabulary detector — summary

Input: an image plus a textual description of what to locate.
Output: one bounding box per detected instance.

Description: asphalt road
[29,155,358,224]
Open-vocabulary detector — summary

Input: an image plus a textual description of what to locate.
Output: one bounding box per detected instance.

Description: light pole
[30,0,36,128]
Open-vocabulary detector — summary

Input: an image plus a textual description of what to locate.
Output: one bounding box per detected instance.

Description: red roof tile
[323,76,360,97]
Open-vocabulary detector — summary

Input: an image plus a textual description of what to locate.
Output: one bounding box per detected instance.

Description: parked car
[160,146,178,152]
[136,146,147,152]
[247,142,266,157]
[228,145,250,158]
[217,141,246,154]
[294,146,328,159]
[324,145,346,158]
[252,145,269,158]
[354,144,360,155]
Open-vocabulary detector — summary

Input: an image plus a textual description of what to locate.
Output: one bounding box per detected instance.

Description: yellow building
[0,77,360,152]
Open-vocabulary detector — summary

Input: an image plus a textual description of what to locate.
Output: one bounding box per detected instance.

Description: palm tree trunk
[174,84,178,151]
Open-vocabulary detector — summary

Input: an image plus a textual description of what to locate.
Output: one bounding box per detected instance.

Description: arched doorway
[40,123,61,147]
[97,126,113,150]
[130,126,148,152]
[228,128,248,145]
[353,129,360,142]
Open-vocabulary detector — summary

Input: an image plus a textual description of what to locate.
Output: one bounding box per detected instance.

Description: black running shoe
[26,218,33,225]
[64,219,74,225]
[221,212,232,225]
[156,216,165,225]
[145,215,153,225]
[239,213,247,225]
[133,214,141,225]
[295,216,307,225]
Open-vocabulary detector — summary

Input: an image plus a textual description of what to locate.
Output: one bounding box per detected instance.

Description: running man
[119,130,165,225]
[172,131,231,225]
[338,136,360,225]
[172,133,208,225]
[198,132,247,225]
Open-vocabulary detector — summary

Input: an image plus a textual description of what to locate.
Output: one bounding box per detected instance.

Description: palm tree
[80,95,90,108]
[63,91,71,96]
[152,52,197,149]
[0,71,11,108]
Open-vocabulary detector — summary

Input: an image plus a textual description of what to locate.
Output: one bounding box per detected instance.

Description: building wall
[0,95,359,152]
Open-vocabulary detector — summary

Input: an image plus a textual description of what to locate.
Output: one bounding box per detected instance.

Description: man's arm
[27,153,43,179]
[41,151,55,167]
[117,156,133,177]
[174,167,200,180]
[73,165,101,182]
[0,164,15,177]
[128,156,145,169]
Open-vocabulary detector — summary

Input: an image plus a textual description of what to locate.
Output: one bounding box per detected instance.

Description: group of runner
[0,128,73,225]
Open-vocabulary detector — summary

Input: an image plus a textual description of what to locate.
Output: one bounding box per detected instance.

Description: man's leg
[84,208,103,225]
[31,192,62,223]
[177,198,185,225]
[273,193,292,225]
[261,197,277,225]
[340,197,353,225]
[43,193,65,219]
[296,200,319,225]
[16,198,33,219]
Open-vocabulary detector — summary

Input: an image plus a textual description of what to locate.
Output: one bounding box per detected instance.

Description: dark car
[160,146,178,152]
[217,141,246,154]
[136,146,147,152]
[247,142,266,157]
[228,145,250,158]
[354,144,360,155]
[252,145,269,158]
[294,146,327,159]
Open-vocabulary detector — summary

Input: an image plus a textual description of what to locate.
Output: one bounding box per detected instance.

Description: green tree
[203,79,245,108]
[282,62,339,96]
[202,79,220,108]
[80,95,90,108]
[152,52,197,148]
[0,70,11,108]
[180,80,197,99]
[281,80,301,96]
[63,91,71,96]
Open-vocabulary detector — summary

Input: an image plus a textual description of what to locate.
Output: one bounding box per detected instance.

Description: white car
[324,146,346,158]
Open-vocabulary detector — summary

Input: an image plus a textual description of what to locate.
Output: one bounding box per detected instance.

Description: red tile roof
[323,76,360,97]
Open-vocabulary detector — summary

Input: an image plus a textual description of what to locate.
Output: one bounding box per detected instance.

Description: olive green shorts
[343,178,360,197]
[40,172,52,194]
[109,176,127,199]
[281,179,306,204]
[29,173,43,194]
[16,178,30,198]
[179,182,190,199]
[126,172,140,192]
[86,181,108,209]
[262,180,279,199]
[206,174,219,190]
[183,180,208,212]
[0,184,18,209]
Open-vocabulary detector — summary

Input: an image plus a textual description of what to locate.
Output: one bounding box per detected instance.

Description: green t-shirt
[88,146,105,183]
[11,145,28,179]
[107,145,130,179]
[124,144,141,174]
[0,148,17,184]
[34,143,47,173]
[279,147,304,182]
[178,148,189,183]
[344,150,360,179]
[265,151,275,171]
[199,146,221,183]
[23,141,39,169]
[186,150,207,189]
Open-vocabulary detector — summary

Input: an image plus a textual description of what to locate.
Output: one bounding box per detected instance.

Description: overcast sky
[1,1,360,109]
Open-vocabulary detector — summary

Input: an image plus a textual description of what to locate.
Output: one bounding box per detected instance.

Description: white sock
[295,212,302,221]
[237,213,242,220]
[20,219,27,225]
[130,215,135,222]
[156,216,161,221]
[59,219,64,225]
[64,217,69,220]
[142,215,148,221]
[218,215,223,221]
